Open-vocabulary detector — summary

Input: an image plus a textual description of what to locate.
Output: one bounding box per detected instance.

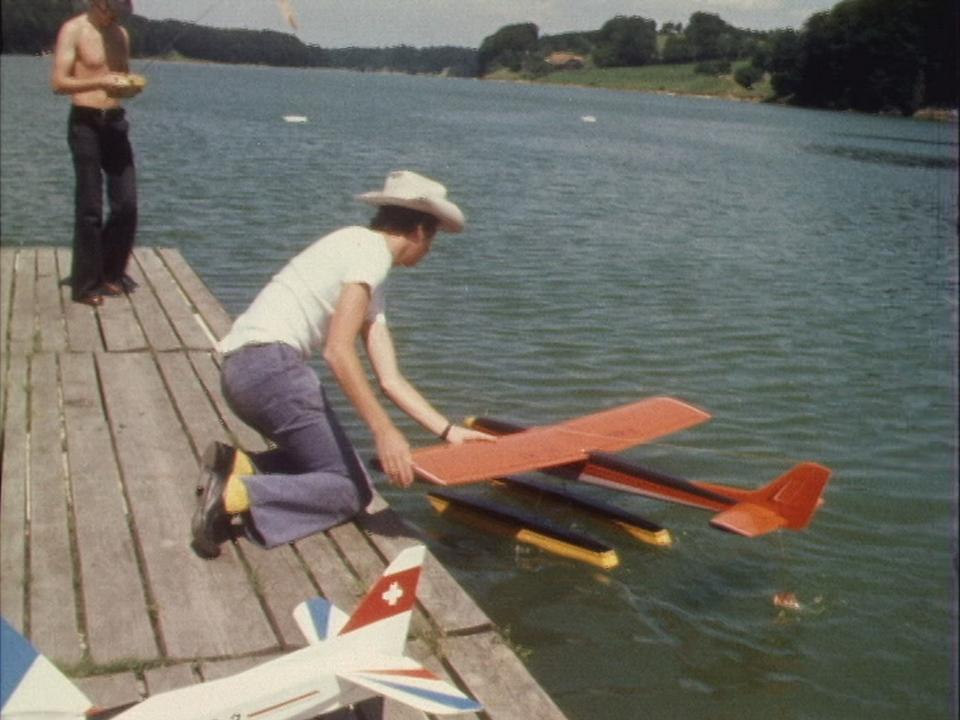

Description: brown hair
[369,205,438,236]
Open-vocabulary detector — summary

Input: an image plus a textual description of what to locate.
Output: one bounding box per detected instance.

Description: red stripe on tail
[338,566,420,635]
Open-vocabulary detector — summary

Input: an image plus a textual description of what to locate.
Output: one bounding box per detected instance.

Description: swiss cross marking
[381,581,404,607]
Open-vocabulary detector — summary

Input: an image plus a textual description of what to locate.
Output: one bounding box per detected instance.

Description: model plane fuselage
[1,546,481,720]
[115,647,363,720]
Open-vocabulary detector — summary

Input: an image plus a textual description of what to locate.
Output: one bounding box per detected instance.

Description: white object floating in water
[581,115,597,123]
[283,115,308,123]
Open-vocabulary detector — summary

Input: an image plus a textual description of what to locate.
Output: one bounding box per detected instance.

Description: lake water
[2,55,957,720]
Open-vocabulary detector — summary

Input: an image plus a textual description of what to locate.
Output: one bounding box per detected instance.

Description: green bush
[734,64,764,88]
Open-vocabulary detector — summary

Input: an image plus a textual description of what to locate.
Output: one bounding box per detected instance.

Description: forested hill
[0,0,479,76]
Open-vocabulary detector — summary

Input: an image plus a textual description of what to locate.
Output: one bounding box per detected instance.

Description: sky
[131,0,840,49]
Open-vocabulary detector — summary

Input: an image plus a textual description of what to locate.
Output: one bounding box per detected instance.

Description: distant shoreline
[9,52,956,122]
[484,64,959,122]
[511,78,958,122]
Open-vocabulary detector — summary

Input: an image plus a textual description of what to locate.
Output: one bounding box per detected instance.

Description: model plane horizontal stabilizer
[704,462,831,536]
[339,659,483,715]
[413,397,710,485]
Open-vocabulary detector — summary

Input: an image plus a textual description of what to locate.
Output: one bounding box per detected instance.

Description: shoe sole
[190,442,235,559]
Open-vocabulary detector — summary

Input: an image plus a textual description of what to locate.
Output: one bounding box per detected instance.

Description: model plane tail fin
[338,657,482,715]
[708,463,831,537]
[1,617,92,718]
[335,545,425,657]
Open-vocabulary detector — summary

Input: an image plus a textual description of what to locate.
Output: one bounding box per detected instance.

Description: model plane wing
[413,397,710,485]
[338,657,482,716]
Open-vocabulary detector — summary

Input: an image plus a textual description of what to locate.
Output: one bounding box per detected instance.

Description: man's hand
[375,425,415,488]
[443,425,496,445]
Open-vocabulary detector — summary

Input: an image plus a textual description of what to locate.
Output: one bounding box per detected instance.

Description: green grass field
[490,62,774,103]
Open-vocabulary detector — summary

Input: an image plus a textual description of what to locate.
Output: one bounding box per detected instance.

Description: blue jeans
[221,343,373,547]
[67,106,137,300]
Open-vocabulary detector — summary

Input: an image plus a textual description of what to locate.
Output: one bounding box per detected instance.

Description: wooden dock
[0,245,569,720]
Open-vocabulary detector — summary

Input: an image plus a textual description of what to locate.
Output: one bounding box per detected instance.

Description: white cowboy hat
[356,171,465,233]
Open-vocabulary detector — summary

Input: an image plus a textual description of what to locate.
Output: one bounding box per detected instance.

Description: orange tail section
[707,463,831,537]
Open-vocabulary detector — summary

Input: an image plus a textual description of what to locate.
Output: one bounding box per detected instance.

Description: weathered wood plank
[125,253,181,352]
[0,354,28,628]
[96,351,276,658]
[98,290,147,352]
[157,247,233,342]
[75,672,141,710]
[442,631,569,720]
[143,663,195,696]
[35,248,68,352]
[239,543,320,648]
[1,246,18,364]
[154,351,227,459]
[60,351,157,663]
[327,521,388,590]
[57,248,102,352]
[135,248,212,350]
[27,352,83,665]
[8,248,36,355]
[296,532,366,613]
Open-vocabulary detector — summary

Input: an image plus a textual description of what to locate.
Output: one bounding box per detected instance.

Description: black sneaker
[190,441,235,559]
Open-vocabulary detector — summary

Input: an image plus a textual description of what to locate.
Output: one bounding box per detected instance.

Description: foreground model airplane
[412,397,831,538]
[1,546,481,719]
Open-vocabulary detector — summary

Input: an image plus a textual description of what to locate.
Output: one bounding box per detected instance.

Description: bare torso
[52,13,133,109]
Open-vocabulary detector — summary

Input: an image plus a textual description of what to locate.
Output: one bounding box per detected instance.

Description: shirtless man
[52,0,144,306]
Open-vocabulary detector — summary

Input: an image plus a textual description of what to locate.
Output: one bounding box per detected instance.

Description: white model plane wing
[338,656,482,716]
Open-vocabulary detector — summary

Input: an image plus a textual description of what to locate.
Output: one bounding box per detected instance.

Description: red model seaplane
[412,397,831,539]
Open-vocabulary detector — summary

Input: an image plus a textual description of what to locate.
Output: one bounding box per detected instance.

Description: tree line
[479,14,780,76]
[2,0,956,114]
[479,0,957,114]
[0,0,477,76]
[759,0,956,113]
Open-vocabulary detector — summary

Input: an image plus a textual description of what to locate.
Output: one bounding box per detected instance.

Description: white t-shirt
[218,226,392,358]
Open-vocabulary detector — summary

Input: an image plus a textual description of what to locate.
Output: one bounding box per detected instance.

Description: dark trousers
[68,106,138,300]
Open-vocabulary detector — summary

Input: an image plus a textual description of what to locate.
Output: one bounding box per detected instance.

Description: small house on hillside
[545,52,586,70]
